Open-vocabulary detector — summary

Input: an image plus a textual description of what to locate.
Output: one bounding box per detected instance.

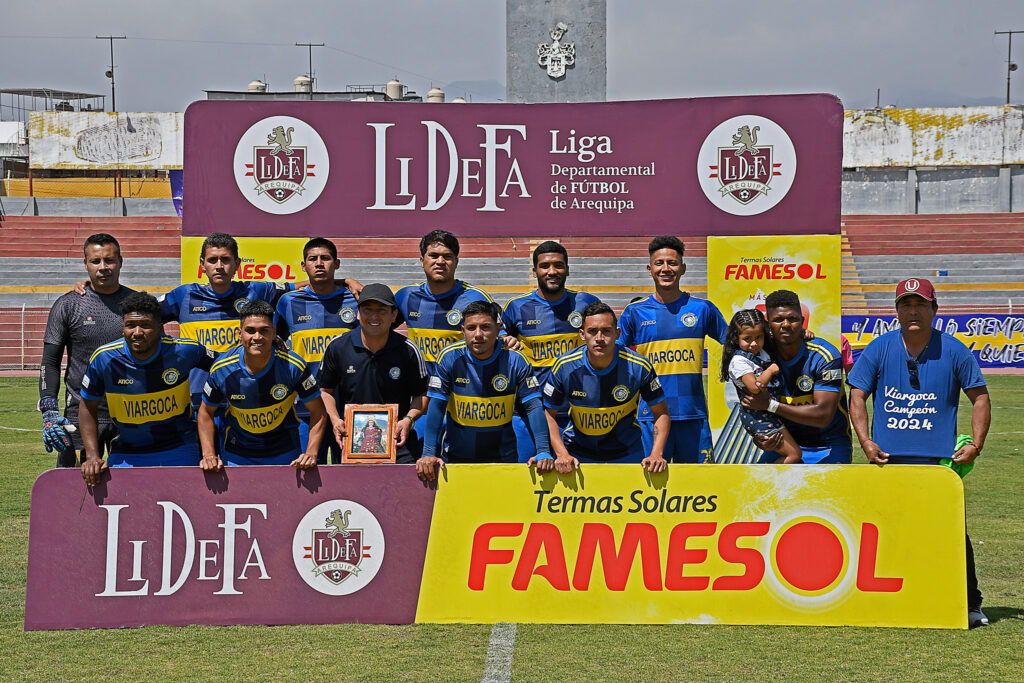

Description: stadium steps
[840,228,869,313]
[0,216,182,258]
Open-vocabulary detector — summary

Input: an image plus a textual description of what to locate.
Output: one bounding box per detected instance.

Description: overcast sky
[2,1,1023,111]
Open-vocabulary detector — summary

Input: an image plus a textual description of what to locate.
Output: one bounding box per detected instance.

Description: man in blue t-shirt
[502,240,600,462]
[619,236,728,463]
[416,301,550,481]
[742,289,852,464]
[542,301,669,472]
[275,238,359,463]
[848,277,991,628]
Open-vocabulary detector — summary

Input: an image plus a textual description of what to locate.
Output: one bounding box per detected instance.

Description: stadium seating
[1,213,1022,369]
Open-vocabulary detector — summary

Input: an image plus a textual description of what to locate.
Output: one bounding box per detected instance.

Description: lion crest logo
[325,509,351,538]
[731,125,760,156]
[267,126,294,155]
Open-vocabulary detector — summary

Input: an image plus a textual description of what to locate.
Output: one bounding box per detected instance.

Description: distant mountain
[440,80,506,103]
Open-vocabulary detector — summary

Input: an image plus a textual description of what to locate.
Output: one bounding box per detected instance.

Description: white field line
[482,622,517,683]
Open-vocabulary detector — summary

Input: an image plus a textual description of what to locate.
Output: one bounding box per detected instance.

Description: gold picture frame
[341,404,397,464]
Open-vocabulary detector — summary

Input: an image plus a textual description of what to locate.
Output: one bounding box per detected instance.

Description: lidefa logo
[234,115,330,215]
[697,115,796,216]
[292,500,385,596]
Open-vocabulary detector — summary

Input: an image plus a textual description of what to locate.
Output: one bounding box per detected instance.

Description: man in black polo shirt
[318,284,429,463]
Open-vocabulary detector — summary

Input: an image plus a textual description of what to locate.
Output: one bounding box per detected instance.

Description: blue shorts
[108,442,201,467]
[222,449,300,466]
[513,413,570,463]
[298,414,342,465]
[641,418,714,464]
[759,441,853,464]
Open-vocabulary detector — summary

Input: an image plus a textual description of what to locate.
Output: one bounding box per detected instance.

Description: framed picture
[341,404,398,464]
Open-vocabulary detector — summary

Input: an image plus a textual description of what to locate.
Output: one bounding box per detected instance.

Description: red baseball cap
[895,278,936,303]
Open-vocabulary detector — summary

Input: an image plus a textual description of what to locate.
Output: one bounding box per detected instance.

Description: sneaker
[968,607,989,628]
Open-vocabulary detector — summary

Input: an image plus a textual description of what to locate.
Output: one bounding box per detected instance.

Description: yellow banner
[415,465,966,628]
[227,394,297,434]
[180,237,308,285]
[106,383,190,424]
[706,235,842,431]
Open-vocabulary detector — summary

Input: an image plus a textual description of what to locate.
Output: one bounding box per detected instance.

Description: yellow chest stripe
[228,393,297,434]
[635,338,703,375]
[570,395,639,435]
[519,332,582,367]
[408,328,461,362]
[106,383,190,425]
[179,320,239,353]
[290,327,349,363]
[448,394,515,427]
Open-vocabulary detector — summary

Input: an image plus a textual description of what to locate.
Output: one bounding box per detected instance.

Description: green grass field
[1,376,1021,681]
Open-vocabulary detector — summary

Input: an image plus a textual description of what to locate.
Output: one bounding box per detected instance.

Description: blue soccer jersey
[80,336,216,462]
[427,342,542,463]
[544,346,666,462]
[202,347,320,460]
[394,280,493,371]
[501,289,601,387]
[775,339,851,450]
[619,293,728,421]
[848,329,985,459]
[275,285,359,417]
[159,280,290,405]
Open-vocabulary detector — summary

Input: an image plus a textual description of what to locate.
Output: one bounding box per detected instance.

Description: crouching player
[540,302,670,473]
[198,300,325,469]
[79,292,217,484]
[416,301,550,481]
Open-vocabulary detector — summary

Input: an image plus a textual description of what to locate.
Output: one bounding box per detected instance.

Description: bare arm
[755,363,780,388]
[292,397,325,468]
[744,388,841,428]
[319,387,347,446]
[197,402,223,471]
[394,394,425,448]
[79,399,108,485]
[641,402,670,472]
[849,387,888,464]
[739,372,763,395]
[954,386,990,465]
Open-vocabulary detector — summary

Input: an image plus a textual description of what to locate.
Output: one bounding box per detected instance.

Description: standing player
[78,292,217,484]
[502,241,600,462]
[198,301,325,468]
[848,278,991,628]
[39,233,135,467]
[318,284,428,464]
[275,238,359,463]
[416,301,550,481]
[619,236,728,463]
[542,302,669,472]
[742,289,852,464]
[395,230,515,373]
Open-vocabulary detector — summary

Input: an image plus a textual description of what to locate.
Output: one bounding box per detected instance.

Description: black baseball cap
[357,283,396,307]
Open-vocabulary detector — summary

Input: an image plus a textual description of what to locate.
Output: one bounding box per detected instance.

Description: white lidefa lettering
[96,504,149,597]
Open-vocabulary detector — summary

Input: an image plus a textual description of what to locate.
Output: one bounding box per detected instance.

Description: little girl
[720,309,803,464]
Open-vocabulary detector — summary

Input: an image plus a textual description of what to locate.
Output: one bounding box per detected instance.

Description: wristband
[767,398,780,414]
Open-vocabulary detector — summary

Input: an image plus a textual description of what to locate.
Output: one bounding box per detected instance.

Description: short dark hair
[462,300,501,324]
[84,233,121,258]
[582,300,616,326]
[765,289,802,312]
[120,291,162,322]
[201,232,239,260]
[303,237,338,260]
[419,229,460,257]
[648,236,686,259]
[532,240,568,267]
[239,299,275,324]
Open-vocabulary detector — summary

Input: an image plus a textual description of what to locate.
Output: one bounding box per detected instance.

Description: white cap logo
[904,279,920,292]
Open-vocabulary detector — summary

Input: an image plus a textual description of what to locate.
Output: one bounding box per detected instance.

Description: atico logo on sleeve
[233,116,330,215]
[698,115,797,216]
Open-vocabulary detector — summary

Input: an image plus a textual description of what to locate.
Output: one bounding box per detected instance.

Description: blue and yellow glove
[40,397,73,453]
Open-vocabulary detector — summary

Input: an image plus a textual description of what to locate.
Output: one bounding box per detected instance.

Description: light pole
[296,42,324,101]
[995,30,1022,105]
[96,35,126,111]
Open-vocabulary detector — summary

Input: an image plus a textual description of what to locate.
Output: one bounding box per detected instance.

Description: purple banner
[26,467,434,630]
[183,95,842,238]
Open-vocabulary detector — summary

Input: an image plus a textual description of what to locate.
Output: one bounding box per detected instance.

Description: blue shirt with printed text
[394,280,493,373]
[847,329,985,459]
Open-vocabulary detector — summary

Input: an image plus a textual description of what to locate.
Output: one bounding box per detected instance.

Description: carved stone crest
[538,21,576,78]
